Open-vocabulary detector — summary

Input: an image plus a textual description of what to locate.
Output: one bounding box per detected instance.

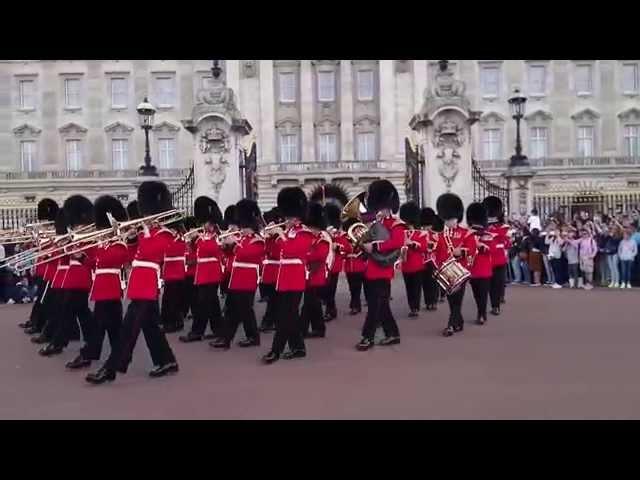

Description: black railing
[170,165,195,217]
[0,207,38,230]
[472,158,510,214]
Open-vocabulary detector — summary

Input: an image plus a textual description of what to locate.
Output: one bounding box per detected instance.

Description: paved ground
[1,279,639,419]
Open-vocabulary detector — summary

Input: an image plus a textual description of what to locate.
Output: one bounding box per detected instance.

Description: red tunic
[185,242,197,278]
[229,233,265,292]
[423,229,439,266]
[51,256,70,289]
[163,236,186,282]
[306,232,331,288]
[261,236,281,285]
[275,223,315,292]
[127,227,174,301]
[194,234,223,285]
[62,245,96,291]
[34,251,47,278]
[401,229,428,274]
[364,216,406,281]
[487,223,511,268]
[434,225,478,270]
[469,227,496,279]
[330,231,350,274]
[90,241,129,302]
[41,247,59,283]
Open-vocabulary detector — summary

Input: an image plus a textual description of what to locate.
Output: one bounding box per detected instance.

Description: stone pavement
[1,279,638,419]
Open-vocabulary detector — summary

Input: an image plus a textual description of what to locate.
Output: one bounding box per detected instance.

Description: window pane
[111,78,127,107]
[528,65,546,94]
[20,141,35,172]
[357,132,375,161]
[529,127,548,158]
[575,65,592,93]
[156,77,175,106]
[280,134,298,163]
[279,73,295,102]
[481,67,500,96]
[64,78,80,107]
[19,80,34,109]
[112,139,128,169]
[357,70,374,100]
[158,138,176,168]
[482,128,501,160]
[623,64,639,92]
[65,140,82,170]
[318,133,337,162]
[624,125,640,157]
[577,126,594,157]
[317,71,335,102]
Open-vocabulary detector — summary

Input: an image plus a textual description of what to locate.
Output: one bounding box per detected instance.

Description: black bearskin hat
[37,198,59,222]
[54,210,69,235]
[436,193,464,222]
[194,196,222,226]
[277,187,308,219]
[420,207,436,227]
[263,207,283,225]
[309,183,350,209]
[236,199,261,230]
[223,205,238,229]
[184,216,198,231]
[138,181,172,216]
[94,195,127,230]
[367,179,400,214]
[127,201,141,220]
[325,204,341,229]
[63,195,94,228]
[483,195,503,220]
[306,202,327,230]
[399,201,420,227]
[432,215,444,233]
[466,202,488,227]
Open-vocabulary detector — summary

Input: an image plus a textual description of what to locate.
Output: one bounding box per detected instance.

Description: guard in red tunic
[483,196,511,315]
[301,202,331,339]
[357,180,405,351]
[179,196,224,343]
[86,181,179,384]
[182,216,198,324]
[220,205,238,299]
[419,208,440,311]
[160,222,187,333]
[66,196,129,370]
[342,218,366,315]
[434,193,478,337]
[212,199,265,349]
[399,201,428,317]
[258,207,283,332]
[40,195,95,357]
[262,187,316,364]
[20,198,59,332]
[466,202,496,326]
[322,204,349,322]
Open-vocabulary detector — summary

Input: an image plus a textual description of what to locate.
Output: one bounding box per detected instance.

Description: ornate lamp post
[508,87,528,167]
[137,97,158,176]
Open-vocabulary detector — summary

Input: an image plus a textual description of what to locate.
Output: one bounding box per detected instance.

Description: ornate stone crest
[199,127,230,154]
[432,116,465,189]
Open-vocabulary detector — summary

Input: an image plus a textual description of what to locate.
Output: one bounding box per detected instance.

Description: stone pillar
[505,166,536,217]
[258,60,275,164]
[300,60,314,162]
[226,60,241,106]
[413,60,427,113]
[379,60,395,159]
[340,60,354,160]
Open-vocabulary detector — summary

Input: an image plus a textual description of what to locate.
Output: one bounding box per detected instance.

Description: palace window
[624,125,640,157]
[158,138,176,168]
[529,127,548,158]
[111,78,128,109]
[155,76,175,108]
[112,139,129,169]
[64,78,81,108]
[622,63,639,94]
[317,71,335,102]
[482,128,502,160]
[318,133,337,162]
[279,72,296,103]
[19,79,35,109]
[20,140,36,172]
[279,133,298,163]
[528,65,547,96]
[480,66,500,97]
[357,132,376,161]
[357,70,374,101]
[65,139,82,170]
[575,64,593,95]
[577,126,594,157]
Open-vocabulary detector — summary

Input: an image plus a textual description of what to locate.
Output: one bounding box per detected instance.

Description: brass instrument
[108,209,184,235]
[183,226,205,242]
[218,229,242,242]
[433,227,470,296]
[261,222,286,238]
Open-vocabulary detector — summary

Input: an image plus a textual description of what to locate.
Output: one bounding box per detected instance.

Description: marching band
[3,178,511,385]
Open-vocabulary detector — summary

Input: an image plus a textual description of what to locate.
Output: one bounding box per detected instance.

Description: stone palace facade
[0,60,638,218]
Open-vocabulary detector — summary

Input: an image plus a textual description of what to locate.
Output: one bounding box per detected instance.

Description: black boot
[355,337,375,351]
[408,310,419,318]
[259,323,275,333]
[378,336,400,346]
[149,362,179,378]
[179,332,203,343]
[31,334,48,344]
[210,339,230,349]
[323,311,337,323]
[25,326,42,335]
[18,321,33,329]
[261,351,280,364]
[85,367,116,385]
[476,316,486,326]
[38,344,64,356]
[490,307,500,316]
[66,355,92,370]
[282,349,306,360]
[442,326,455,337]
[238,337,260,347]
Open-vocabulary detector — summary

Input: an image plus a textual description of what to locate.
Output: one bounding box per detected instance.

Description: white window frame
[65,139,82,170]
[110,77,128,109]
[20,140,36,172]
[623,124,640,157]
[279,133,298,163]
[18,79,35,110]
[357,132,376,162]
[155,76,176,108]
[576,126,595,157]
[357,70,374,101]
[528,64,547,97]
[529,127,549,159]
[64,78,81,109]
[317,70,335,102]
[111,139,129,170]
[575,64,593,96]
[318,133,337,163]
[622,62,639,94]
[481,128,502,160]
[158,138,176,169]
[480,65,500,98]
[279,72,296,103]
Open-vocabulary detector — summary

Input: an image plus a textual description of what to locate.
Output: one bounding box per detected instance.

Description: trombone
[260,222,286,238]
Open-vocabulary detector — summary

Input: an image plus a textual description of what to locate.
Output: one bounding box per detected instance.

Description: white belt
[95,268,121,276]
[279,258,303,265]
[232,261,260,271]
[496,244,504,248]
[197,257,219,264]
[262,259,280,265]
[132,260,162,290]
[346,253,362,259]
[164,256,185,262]
[69,260,82,266]
[57,265,70,271]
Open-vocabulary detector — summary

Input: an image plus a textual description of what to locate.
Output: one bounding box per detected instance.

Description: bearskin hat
[483,195,503,220]
[367,179,400,214]
[223,205,238,229]
[466,202,488,227]
[184,216,198,231]
[127,201,141,220]
[37,198,59,222]
[63,195,94,228]
[236,199,261,230]
[399,201,420,227]
[138,181,172,216]
[325,204,341,229]
[306,202,327,230]
[54,209,69,235]
[277,187,308,219]
[436,193,464,222]
[263,207,283,225]
[309,183,350,209]
[420,207,436,227]
[432,215,444,233]
[194,196,222,226]
[94,195,127,230]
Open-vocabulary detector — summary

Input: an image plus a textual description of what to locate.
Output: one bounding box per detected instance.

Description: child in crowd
[564,229,581,288]
[606,224,622,288]
[618,228,638,289]
[545,226,565,288]
[578,228,597,290]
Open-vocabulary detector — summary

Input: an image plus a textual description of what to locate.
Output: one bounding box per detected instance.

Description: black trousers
[104,300,176,373]
[362,279,399,340]
[346,272,364,310]
[161,281,184,329]
[81,300,122,361]
[446,283,466,329]
[28,277,45,328]
[224,290,259,343]
[301,287,326,335]
[40,288,62,340]
[489,265,506,309]
[182,276,196,318]
[421,263,439,307]
[51,290,92,348]
[258,283,268,300]
[470,278,490,320]
[323,273,339,316]
[271,291,305,355]
[190,283,222,337]
[402,271,422,312]
[260,283,277,328]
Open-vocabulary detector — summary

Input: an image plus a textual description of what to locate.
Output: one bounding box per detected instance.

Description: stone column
[340,60,354,160]
[226,60,241,107]
[258,60,275,164]
[505,166,536,217]
[300,60,315,162]
[413,60,427,114]
[379,60,395,160]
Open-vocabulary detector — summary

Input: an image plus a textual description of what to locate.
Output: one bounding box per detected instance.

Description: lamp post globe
[137,97,158,176]
[508,87,529,168]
